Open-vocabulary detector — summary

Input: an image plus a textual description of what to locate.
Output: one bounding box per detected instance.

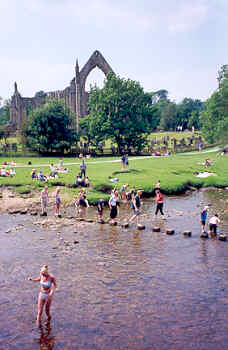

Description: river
[0,189,227,350]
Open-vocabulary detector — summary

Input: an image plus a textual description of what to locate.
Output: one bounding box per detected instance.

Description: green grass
[0,151,228,204]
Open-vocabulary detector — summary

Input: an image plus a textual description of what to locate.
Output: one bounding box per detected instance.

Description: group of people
[201,206,221,236]
[75,160,90,187]
[40,185,62,217]
[0,166,16,177]
[121,154,129,170]
[33,179,222,326]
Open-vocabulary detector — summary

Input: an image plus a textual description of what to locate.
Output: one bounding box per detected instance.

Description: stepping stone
[97,219,105,224]
[166,229,175,235]
[200,232,209,239]
[153,227,160,232]
[137,224,145,230]
[122,223,129,228]
[110,222,117,226]
[218,234,227,241]
[183,231,192,237]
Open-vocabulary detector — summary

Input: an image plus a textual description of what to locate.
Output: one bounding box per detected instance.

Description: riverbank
[0,152,228,205]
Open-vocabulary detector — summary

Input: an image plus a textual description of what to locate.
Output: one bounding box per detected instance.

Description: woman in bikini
[28,265,57,324]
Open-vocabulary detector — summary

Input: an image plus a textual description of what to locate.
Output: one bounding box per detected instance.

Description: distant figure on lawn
[80,160,86,178]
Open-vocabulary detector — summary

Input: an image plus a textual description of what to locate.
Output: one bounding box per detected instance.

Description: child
[97,198,104,221]
[201,206,209,233]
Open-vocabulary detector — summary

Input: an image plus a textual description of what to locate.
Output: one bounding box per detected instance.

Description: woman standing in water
[55,187,61,217]
[28,265,57,324]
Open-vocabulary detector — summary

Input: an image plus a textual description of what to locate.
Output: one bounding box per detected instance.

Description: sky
[0,0,228,103]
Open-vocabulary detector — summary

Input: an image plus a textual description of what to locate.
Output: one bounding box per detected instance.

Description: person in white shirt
[209,214,220,236]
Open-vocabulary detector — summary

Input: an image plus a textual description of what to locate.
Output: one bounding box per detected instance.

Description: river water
[0,189,227,350]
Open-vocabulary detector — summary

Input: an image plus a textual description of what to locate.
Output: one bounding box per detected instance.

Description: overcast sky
[1,0,227,103]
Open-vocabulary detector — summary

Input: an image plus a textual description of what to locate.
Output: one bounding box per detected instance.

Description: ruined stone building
[9,51,114,133]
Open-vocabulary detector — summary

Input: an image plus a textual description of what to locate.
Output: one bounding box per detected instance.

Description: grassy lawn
[0,150,227,204]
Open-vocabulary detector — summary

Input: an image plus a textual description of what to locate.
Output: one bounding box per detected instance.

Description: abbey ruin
[9,51,114,132]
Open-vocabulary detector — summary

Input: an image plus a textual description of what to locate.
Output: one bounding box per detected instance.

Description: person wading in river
[154,189,165,219]
[127,189,144,226]
[209,214,221,237]
[40,186,48,216]
[201,206,209,233]
[28,265,57,324]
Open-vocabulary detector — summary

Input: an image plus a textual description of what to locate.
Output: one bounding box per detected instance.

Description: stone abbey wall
[9,51,114,133]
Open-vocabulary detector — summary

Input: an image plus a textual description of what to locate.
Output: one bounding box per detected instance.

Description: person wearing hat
[201,206,209,233]
[28,265,57,324]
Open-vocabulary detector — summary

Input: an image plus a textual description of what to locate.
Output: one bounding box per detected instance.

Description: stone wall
[9,51,114,133]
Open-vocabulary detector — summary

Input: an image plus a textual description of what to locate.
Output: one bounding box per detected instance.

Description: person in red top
[155,189,165,219]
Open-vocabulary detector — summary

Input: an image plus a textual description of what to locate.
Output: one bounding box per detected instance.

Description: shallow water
[0,190,228,350]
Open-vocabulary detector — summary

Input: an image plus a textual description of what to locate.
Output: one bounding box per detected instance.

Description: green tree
[24,99,78,153]
[158,101,177,131]
[201,68,228,144]
[177,98,203,129]
[0,99,11,126]
[84,73,152,153]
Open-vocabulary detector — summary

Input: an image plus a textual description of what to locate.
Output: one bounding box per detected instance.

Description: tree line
[0,66,227,153]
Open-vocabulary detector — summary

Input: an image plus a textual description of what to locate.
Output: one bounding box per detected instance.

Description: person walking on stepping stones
[97,198,104,222]
[109,190,118,224]
[209,214,220,237]
[128,190,143,226]
[55,187,61,217]
[155,189,165,219]
[40,186,48,216]
[201,206,209,233]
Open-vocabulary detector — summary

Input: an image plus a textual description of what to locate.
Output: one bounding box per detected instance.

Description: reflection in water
[38,321,55,350]
[0,189,227,350]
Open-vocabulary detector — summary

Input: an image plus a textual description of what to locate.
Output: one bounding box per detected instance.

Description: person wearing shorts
[97,198,104,221]
[201,206,209,233]
[55,187,61,217]
[128,190,143,225]
[209,214,220,237]
[109,190,118,224]
[41,186,48,216]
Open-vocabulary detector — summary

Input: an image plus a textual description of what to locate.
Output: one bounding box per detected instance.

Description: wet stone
[153,227,160,232]
[183,231,192,237]
[200,232,209,239]
[166,229,175,235]
[218,234,227,241]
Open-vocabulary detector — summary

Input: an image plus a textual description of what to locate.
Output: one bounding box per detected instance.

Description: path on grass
[5,146,223,169]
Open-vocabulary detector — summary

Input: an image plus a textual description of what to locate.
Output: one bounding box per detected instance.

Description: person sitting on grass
[84,176,90,187]
[204,158,212,166]
[76,173,84,187]
[31,169,37,179]
[38,170,47,182]
[9,168,16,177]
[50,163,57,177]
[0,167,9,176]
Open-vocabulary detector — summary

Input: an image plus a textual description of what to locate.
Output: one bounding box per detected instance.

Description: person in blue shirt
[201,206,209,233]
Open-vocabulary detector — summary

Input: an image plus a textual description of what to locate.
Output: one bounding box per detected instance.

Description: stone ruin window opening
[85,66,106,92]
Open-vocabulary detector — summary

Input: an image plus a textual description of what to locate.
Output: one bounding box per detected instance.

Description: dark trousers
[81,169,86,178]
[155,202,164,215]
